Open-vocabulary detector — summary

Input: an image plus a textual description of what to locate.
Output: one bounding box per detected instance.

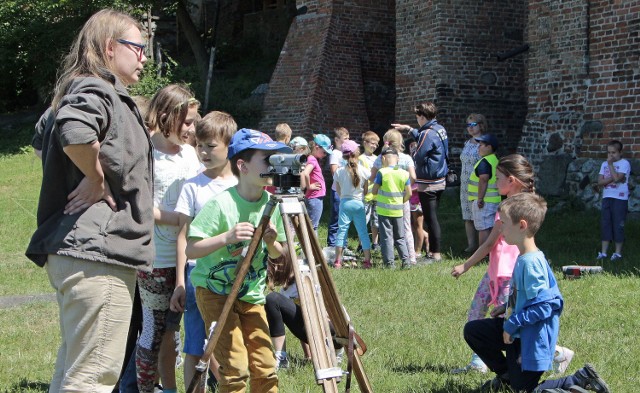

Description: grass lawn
[1,127,639,392]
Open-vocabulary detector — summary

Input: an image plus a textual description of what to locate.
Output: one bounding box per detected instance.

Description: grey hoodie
[26,75,154,270]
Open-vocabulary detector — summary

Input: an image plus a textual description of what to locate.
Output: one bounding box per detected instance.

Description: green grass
[1,127,639,392]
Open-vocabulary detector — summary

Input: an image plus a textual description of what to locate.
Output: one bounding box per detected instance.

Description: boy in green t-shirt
[186,128,292,393]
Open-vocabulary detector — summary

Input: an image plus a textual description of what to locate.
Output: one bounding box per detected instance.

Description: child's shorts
[472,200,499,231]
[365,201,379,227]
[184,263,206,356]
[410,190,422,212]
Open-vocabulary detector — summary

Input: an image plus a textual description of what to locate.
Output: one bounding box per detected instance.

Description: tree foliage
[0,0,155,111]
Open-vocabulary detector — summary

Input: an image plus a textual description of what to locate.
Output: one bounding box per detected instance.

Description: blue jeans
[305,197,324,230]
[336,198,371,250]
[327,190,340,246]
[600,197,628,243]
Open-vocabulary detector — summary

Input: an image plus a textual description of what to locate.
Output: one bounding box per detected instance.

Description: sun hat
[289,136,308,147]
[227,128,292,159]
[341,140,360,154]
[313,134,333,154]
[474,134,499,151]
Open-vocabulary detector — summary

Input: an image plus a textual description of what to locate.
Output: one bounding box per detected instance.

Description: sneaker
[573,364,610,393]
[343,248,356,257]
[553,346,575,374]
[153,384,164,393]
[479,375,509,392]
[451,362,488,374]
[275,351,289,370]
[610,253,622,261]
[371,243,380,251]
[335,347,344,364]
[362,260,372,269]
[596,252,607,261]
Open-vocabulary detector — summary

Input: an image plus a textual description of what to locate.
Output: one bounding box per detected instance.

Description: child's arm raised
[186,222,255,259]
[451,220,502,278]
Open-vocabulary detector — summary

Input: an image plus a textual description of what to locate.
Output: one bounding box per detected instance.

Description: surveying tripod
[187,193,372,393]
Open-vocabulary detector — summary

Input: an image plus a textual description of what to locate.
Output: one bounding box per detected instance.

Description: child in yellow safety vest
[468,134,500,247]
[372,147,412,268]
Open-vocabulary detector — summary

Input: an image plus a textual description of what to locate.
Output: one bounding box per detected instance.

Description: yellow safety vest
[468,153,501,203]
[375,166,408,218]
[359,155,377,202]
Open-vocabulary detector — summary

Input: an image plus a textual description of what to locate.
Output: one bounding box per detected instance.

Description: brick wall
[396,0,528,166]
[260,0,395,142]
[520,0,640,164]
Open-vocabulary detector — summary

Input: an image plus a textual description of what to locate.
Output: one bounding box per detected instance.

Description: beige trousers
[46,254,136,393]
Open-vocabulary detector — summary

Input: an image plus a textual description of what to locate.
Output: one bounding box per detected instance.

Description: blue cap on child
[228,128,293,159]
[474,134,499,151]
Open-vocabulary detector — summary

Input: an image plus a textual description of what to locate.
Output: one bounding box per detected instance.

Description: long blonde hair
[52,9,142,110]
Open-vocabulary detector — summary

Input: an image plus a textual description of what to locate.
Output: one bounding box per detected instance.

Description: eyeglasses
[117,39,146,61]
[466,122,478,127]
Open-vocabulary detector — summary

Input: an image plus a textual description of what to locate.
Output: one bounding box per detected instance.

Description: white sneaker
[275,351,289,370]
[335,347,344,365]
[451,362,488,374]
[553,346,575,374]
[596,252,607,261]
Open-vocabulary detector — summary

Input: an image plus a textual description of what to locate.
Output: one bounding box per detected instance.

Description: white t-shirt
[175,172,238,265]
[330,149,345,191]
[373,152,415,171]
[333,164,371,200]
[599,158,631,200]
[359,153,377,169]
[153,144,201,268]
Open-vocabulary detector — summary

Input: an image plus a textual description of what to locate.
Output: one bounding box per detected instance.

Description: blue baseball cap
[475,134,499,151]
[228,128,293,159]
[313,134,333,154]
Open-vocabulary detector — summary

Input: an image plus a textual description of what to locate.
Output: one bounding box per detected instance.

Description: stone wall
[519,0,640,165]
[565,158,639,212]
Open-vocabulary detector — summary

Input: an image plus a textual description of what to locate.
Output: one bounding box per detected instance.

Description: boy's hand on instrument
[226,222,255,244]
[263,222,278,245]
[451,263,467,278]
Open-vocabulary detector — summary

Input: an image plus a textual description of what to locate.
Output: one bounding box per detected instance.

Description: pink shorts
[410,190,421,212]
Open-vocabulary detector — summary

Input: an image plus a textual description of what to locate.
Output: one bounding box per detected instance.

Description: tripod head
[260,153,307,194]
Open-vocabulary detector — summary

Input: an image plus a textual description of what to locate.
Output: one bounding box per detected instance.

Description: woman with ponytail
[333,140,373,268]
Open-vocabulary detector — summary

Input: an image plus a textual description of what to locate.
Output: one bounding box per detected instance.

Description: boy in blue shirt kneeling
[464,193,610,393]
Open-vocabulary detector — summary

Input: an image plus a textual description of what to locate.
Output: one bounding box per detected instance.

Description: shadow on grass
[400,379,479,393]
[392,363,452,374]
[2,378,49,393]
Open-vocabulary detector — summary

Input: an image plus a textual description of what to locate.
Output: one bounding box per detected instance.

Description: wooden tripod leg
[303,213,374,393]
[186,201,275,393]
[282,212,339,392]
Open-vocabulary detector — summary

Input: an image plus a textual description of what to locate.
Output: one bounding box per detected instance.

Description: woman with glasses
[25,9,153,392]
[460,114,487,253]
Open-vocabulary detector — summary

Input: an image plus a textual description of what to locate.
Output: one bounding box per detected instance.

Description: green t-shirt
[189,187,285,304]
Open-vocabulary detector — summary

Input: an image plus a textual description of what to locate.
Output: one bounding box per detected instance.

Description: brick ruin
[259,0,638,208]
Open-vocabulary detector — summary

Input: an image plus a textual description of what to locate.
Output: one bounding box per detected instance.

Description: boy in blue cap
[468,133,500,246]
[186,128,292,393]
